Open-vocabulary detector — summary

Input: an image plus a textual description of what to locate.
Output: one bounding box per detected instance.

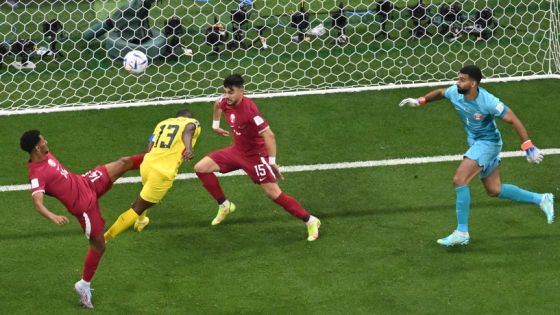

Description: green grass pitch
[0,80,559,313]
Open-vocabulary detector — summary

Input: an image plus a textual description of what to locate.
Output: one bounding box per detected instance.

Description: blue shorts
[464,140,502,179]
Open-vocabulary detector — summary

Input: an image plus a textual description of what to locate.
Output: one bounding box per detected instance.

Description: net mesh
[0,0,558,114]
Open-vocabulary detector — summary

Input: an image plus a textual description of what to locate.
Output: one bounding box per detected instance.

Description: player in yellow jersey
[104,109,201,241]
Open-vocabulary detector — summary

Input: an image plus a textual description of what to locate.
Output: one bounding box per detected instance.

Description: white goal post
[0,0,559,115]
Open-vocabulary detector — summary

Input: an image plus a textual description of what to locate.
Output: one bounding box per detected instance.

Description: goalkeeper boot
[211,201,236,225]
[74,280,94,309]
[437,230,470,247]
[134,216,150,232]
[306,216,321,241]
[539,193,555,224]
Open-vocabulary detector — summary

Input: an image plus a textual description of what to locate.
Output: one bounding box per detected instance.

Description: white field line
[1,75,559,116]
[2,148,559,193]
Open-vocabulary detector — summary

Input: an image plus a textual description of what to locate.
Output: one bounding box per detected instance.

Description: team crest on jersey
[473,113,483,121]
[48,159,56,167]
[230,113,236,124]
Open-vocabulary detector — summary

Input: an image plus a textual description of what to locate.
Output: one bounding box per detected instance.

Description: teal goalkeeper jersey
[444,85,509,146]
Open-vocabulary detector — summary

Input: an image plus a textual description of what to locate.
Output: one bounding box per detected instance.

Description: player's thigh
[465,141,501,179]
[194,156,222,173]
[76,203,105,241]
[453,158,482,186]
[84,166,113,197]
[103,156,133,182]
[481,167,502,196]
[139,173,174,204]
[240,155,277,184]
[203,147,242,174]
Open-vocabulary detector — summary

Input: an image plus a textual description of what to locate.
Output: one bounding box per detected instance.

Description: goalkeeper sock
[104,208,138,241]
[498,184,542,204]
[455,185,471,233]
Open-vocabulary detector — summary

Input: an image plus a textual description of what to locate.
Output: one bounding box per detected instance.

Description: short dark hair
[459,65,482,84]
[223,74,244,89]
[20,129,41,153]
[176,109,193,118]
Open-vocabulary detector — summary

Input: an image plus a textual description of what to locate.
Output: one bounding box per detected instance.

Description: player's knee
[264,190,279,200]
[119,156,132,168]
[90,236,106,252]
[262,185,281,200]
[486,187,501,197]
[193,161,204,173]
[453,175,468,186]
[194,159,213,173]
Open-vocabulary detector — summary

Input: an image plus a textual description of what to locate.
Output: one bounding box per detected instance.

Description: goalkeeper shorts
[465,140,502,179]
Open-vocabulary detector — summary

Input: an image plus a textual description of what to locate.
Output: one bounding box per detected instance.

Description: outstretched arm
[181,122,197,161]
[212,100,229,137]
[501,108,544,164]
[261,128,284,180]
[32,192,69,225]
[399,88,446,107]
[501,109,529,142]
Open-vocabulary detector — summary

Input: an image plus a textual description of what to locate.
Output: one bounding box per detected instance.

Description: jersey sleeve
[29,172,46,196]
[484,93,509,119]
[248,102,269,133]
[443,85,457,100]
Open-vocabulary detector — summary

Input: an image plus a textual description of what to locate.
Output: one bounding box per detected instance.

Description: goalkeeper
[399,65,554,247]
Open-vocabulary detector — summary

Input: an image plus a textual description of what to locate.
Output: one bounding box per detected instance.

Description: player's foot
[74,280,93,309]
[306,216,321,241]
[134,216,150,232]
[437,230,470,247]
[539,193,555,224]
[211,201,236,225]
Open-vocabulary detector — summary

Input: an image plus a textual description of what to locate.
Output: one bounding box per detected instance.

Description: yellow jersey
[142,117,201,178]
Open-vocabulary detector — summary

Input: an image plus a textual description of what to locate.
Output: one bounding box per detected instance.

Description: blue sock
[455,185,470,233]
[498,184,542,204]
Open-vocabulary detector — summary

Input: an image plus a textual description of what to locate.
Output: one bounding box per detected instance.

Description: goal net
[0,0,558,115]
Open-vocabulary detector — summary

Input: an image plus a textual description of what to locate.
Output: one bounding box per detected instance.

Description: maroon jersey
[28,152,96,215]
[218,96,270,155]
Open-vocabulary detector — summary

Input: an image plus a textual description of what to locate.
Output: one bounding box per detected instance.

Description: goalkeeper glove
[398,97,426,108]
[521,140,544,164]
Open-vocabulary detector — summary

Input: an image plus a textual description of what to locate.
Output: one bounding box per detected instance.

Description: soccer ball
[123,50,148,74]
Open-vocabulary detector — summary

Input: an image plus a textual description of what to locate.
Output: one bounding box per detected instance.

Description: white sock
[306,216,316,225]
[220,200,230,208]
[79,279,91,287]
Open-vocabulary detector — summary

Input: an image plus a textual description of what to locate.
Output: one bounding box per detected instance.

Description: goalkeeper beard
[457,85,469,94]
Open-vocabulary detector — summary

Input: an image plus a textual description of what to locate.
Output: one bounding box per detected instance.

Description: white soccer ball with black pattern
[123,50,148,74]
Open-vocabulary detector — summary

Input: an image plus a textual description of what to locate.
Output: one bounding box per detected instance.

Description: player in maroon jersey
[20,130,144,309]
[194,74,321,241]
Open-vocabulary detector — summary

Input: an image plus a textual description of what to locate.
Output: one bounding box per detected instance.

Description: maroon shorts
[84,165,114,198]
[74,165,113,239]
[208,147,277,184]
[75,201,105,240]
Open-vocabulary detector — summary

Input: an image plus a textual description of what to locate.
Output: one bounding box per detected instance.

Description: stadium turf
[0,81,559,313]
